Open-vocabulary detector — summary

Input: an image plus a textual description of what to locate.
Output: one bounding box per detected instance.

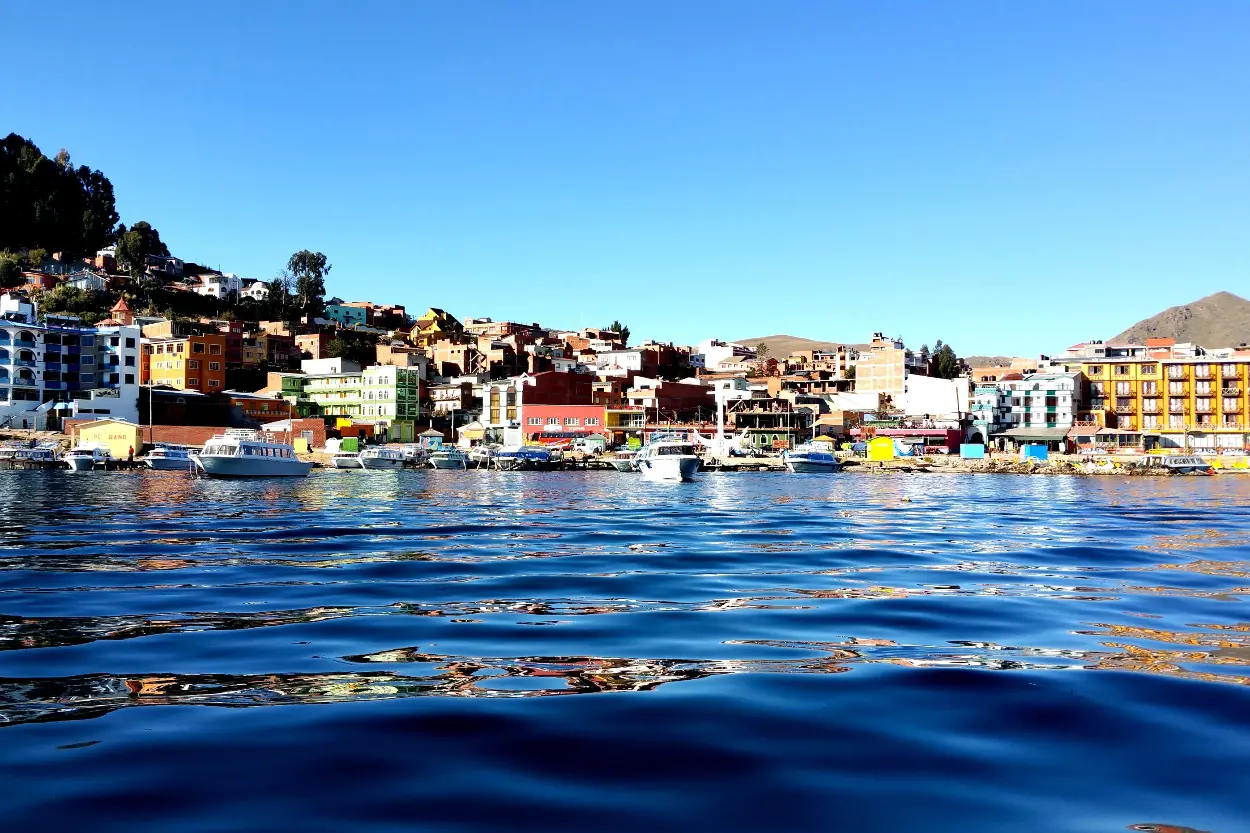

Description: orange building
[141,334,228,392]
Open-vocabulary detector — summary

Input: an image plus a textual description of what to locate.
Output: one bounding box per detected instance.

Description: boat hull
[638,455,699,482]
[65,457,100,471]
[144,457,193,471]
[193,456,312,477]
[331,457,362,469]
[430,454,469,470]
[785,458,840,473]
[359,457,404,470]
[609,459,636,472]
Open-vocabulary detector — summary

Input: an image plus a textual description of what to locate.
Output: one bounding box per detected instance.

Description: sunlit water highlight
[1,470,1247,831]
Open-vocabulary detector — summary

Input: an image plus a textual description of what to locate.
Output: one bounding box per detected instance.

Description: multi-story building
[299,364,422,441]
[1078,339,1250,451]
[0,293,141,428]
[970,372,1083,449]
[429,382,477,415]
[853,333,912,402]
[324,304,369,328]
[141,333,228,393]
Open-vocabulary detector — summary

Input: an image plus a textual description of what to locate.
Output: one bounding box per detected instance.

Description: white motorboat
[64,444,110,471]
[191,430,312,478]
[331,452,363,469]
[634,434,700,482]
[359,446,405,470]
[142,443,195,471]
[782,443,841,473]
[429,448,470,470]
[609,449,638,472]
[468,445,497,469]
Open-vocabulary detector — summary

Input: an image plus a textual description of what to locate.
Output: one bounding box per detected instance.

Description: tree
[755,342,770,359]
[326,331,379,366]
[932,342,962,380]
[115,221,169,279]
[266,274,293,320]
[607,320,630,346]
[843,365,856,382]
[0,256,23,289]
[287,250,330,317]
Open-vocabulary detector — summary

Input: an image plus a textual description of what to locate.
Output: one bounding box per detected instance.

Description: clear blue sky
[5,2,1248,356]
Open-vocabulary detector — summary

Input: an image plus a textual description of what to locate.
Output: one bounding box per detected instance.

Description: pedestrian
[128,445,134,462]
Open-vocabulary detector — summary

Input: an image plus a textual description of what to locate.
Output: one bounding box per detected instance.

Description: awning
[996,427,1071,442]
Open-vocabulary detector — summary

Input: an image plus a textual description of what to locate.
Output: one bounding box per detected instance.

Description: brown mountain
[1110,292,1250,347]
[733,334,869,357]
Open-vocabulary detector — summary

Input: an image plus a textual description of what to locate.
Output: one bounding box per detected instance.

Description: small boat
[0,442,61,466]
[494,447,553,471]
[330,452,363,469]
[429,448,470,470]
[192,430,312,478]
[635,434,700,482]
[468,445,497,468]
[783,443,841,473]
[608,449,638,472]
[359,446,405,470]
[1158,456,1215,475]
[142,443,195,471]
[64,445,111,471]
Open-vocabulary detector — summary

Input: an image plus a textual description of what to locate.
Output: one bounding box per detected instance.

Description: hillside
[1111,292,1250,347]
[734,334,868,357]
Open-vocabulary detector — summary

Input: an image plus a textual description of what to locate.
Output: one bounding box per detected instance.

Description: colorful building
[299,363,422,441]
[141,333,228,392]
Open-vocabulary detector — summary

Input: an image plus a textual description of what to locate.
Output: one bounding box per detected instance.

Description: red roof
[111,297,132,313]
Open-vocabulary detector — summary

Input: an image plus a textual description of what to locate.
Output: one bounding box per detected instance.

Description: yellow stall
[74,419,143,460]
[867,436,896,462]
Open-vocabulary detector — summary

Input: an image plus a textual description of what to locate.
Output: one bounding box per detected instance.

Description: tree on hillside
[607,320,631,346]
[287,250,330,318]
[0,134,120,254]
[326,331,379,366]
[116,221,170,279]
[0,256,23,289]
[266,274,293,321]
[932,340,962,380]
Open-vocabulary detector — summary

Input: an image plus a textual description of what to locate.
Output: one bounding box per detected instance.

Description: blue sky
[4,2,1247,356]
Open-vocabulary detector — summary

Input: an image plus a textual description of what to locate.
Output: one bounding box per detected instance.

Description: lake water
[1,469,1248,832]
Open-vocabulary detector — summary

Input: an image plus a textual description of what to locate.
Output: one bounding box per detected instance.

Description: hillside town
[1,247,1249,464]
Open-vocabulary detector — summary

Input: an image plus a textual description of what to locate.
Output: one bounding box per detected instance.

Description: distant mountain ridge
[733,334,868,357]
[1111,292,1250,347]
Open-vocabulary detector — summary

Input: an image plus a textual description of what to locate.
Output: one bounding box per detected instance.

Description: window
[210,344,221,355]
[126,337,135,348]
[1222,363,1239,377]
[124,374,134,384]
[1141,364,1157,374]
[585,417,600,426]
[193,343,205,354]
[188,360,200,369]
[208,379,220,388]
[564,417,579,425]
[547,417,559,424]
[528,417,542,426]
[81,336,94,346]
[1168,381,1186,394]
[209,362,220,371]
[188,378,200,387]
[1115,365,1130,375]
[110,337,120,347]
[81,356,95,365]
[1087,365,1102,375]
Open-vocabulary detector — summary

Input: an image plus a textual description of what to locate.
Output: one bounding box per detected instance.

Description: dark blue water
[1,470,1247,832]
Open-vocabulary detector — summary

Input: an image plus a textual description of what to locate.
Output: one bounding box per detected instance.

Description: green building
[300,364,422,441]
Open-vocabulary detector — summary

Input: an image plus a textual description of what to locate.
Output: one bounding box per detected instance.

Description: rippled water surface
[1,469,1248,831]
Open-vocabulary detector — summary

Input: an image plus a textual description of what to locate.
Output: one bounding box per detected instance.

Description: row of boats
[0,430,842,480]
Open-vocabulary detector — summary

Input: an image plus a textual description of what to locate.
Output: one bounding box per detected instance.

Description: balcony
[12,378,36,387]
[1168,403,1189,414]
[1115,406,1136,415]
[1140,389,1160,397]
[13,359,37,368]
[1195,406,1214,415]
[12,339,36,348]
[1141,406,1160,415]
[1223,387,1242,397]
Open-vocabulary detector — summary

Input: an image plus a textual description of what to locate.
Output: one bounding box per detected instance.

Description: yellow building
[1079,347,1250,452]
[73,418,144,458]
[409,308,464,348]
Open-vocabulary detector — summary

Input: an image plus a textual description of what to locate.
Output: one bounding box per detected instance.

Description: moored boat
[359,446,405,470]
[64,445,110,471]
[191,430,312,478]
[635,434,700,482]
[142,443,195,471]
[783,443,841,473]
[330,452,363,469]
[429,448,470,470]
[494,447,553,471]
[468,445,497,469]
[609,449,638,472]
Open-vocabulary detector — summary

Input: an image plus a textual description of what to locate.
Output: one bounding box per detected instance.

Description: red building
[522,404,607,443]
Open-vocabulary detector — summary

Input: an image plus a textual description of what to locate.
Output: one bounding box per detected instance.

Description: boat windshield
[654,444,695,455]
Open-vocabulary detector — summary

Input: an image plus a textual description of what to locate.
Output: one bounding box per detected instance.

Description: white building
[971,372,1083,448]
[594,349,645,376]
[694,339,756,370]
[193,273,244,299]
[240,280,269,301]
[898,374,970,421]
[0,294,140,428]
